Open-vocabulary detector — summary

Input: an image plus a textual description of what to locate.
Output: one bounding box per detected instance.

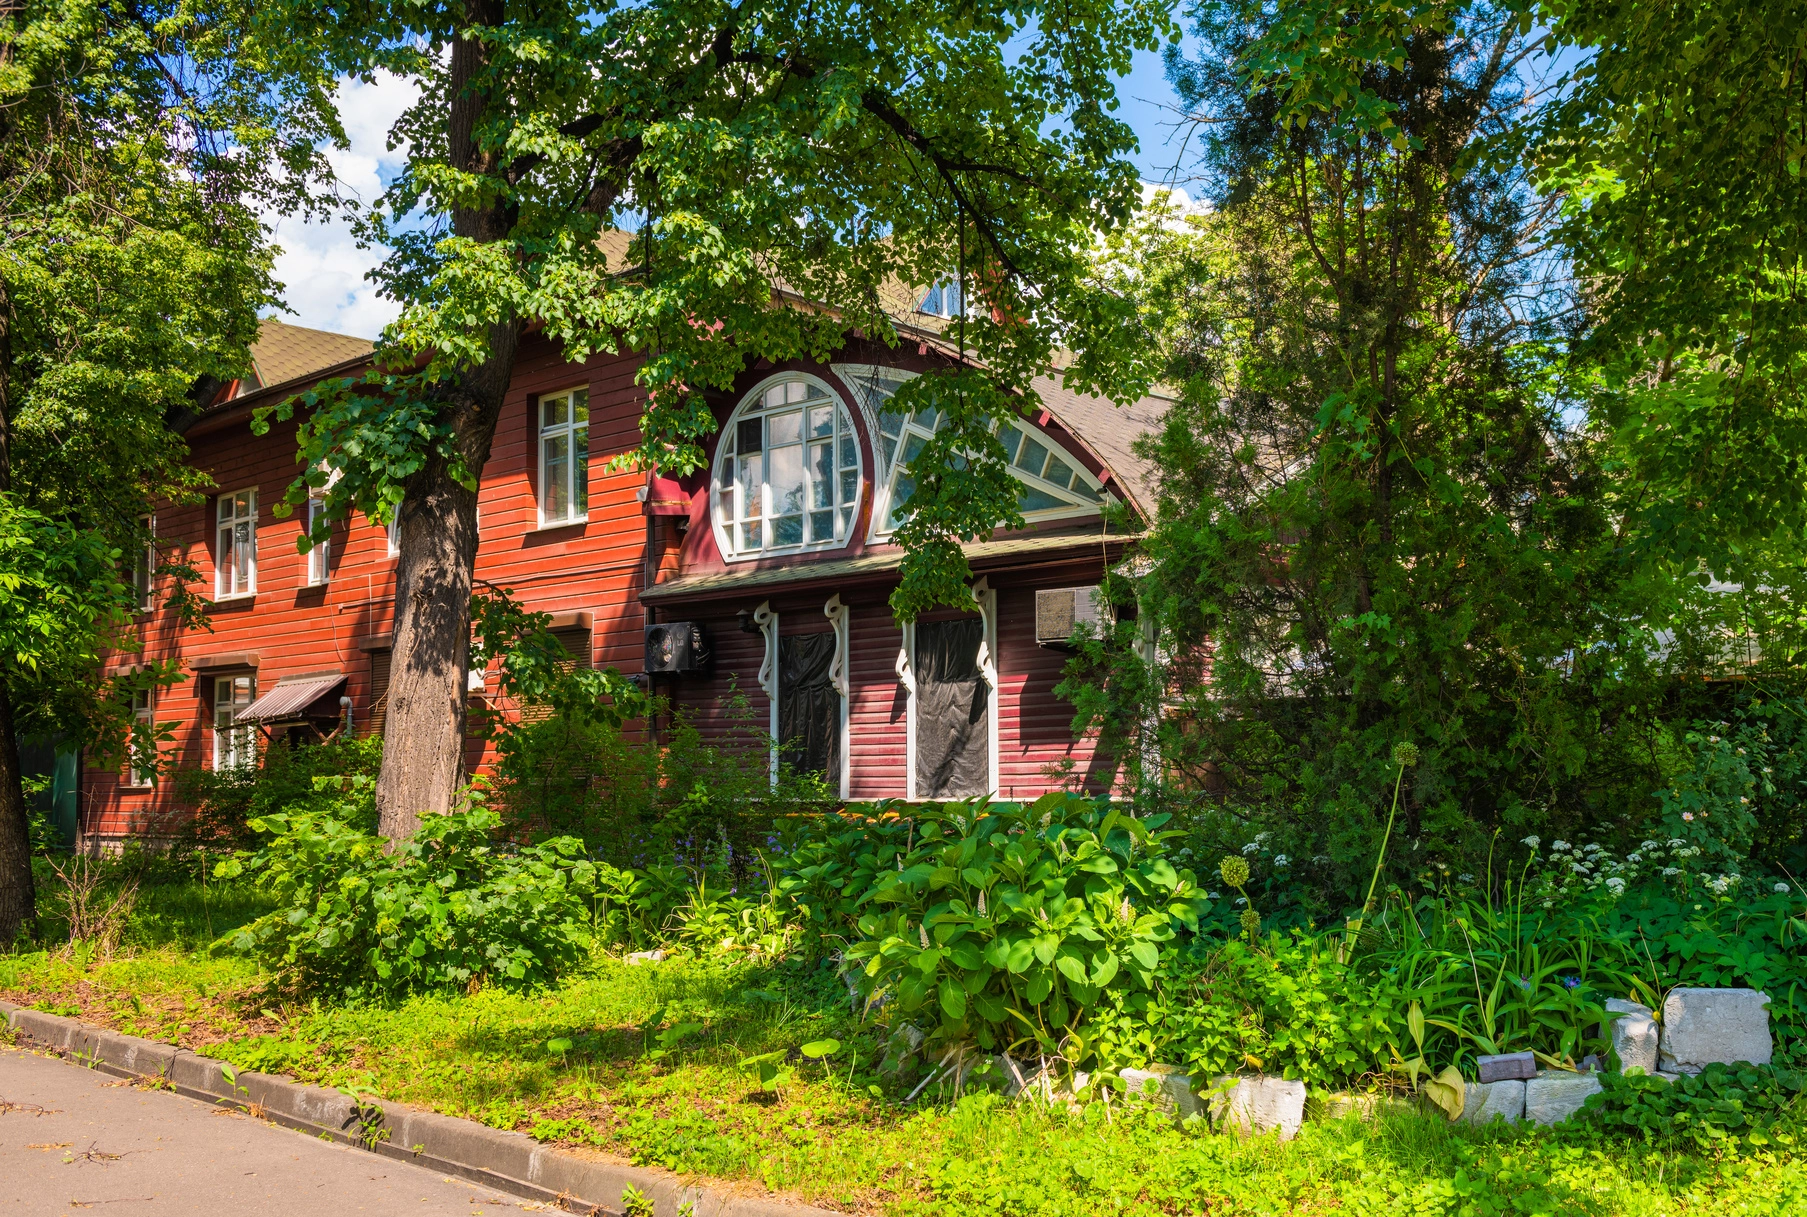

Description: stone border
[0,1000,838,1217]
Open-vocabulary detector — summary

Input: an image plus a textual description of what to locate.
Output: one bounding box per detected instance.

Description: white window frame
[897,577,999,801]
[831,364,1110,545]
[306,495,330,586]
[537,386,590,527]
[386,516,400,559]
[125,688,154,788]
[710,374,864,562]
[918,278,964,319]
[212,673,257,769]
[753,601,778,786]
[215,489,257,599]
[824,594,851,800]
[133,513,155,612]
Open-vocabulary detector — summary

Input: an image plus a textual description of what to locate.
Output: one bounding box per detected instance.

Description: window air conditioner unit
[1035,586,1106,647]
[644,622,711,673]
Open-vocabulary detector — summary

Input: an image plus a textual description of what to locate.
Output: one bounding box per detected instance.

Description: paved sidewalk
[1,1046,538,1215]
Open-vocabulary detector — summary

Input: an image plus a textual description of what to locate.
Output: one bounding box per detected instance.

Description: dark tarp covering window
[779,632,839,784]
[915,618,989,799]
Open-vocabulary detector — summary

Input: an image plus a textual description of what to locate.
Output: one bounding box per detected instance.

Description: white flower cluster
[1527,837,1707,906]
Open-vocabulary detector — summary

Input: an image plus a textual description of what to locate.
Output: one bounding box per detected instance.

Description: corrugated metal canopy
[237,673,347,724]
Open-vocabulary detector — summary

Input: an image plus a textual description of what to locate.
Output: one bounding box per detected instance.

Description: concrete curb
[1,999,837,1217]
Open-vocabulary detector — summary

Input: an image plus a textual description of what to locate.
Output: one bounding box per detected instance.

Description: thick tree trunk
[371,1,521,837]
[0,675,33,944]
[373,328,517,838]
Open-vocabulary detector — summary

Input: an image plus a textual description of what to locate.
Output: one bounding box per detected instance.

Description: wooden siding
[82,332,1124,840]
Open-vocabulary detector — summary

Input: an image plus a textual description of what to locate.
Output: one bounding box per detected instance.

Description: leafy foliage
[217,796,597,997]
[784,792,1211,1059]
[1582,1063,1807,1150]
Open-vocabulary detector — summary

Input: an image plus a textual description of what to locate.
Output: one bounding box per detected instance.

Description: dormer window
[712,375,863,559]
[918,279,964,319]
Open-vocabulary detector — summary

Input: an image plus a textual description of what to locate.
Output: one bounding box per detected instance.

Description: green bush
[782,792,1210,1061]
[173,735,382,849]
[216,786,597,997]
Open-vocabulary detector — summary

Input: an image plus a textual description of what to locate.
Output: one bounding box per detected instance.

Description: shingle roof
[1030,374,1170,522]
[247,320,374,392]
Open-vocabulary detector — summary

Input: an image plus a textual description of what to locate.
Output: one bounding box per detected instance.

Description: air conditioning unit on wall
[644,622,711,673]
[1035,586,1106,647]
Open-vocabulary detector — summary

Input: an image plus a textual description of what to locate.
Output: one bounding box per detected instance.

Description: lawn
[5,878,1807,1216]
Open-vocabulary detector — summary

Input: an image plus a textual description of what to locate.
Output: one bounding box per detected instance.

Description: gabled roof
[245,320,375,393]
[1030,374,1169,523]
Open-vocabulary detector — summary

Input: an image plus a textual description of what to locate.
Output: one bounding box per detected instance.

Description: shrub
[173,735,382,849]
[782,791,1211,1063]
[1581,1062,1807,1149]
[216,786,596,997]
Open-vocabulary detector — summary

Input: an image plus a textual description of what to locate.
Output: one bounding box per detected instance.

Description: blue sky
[264,52,1198,339]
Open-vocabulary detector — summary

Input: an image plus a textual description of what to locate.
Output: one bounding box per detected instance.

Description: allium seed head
[1220,855,1251,888]
[1240,908,1261,938]
[1392,742,1420,768]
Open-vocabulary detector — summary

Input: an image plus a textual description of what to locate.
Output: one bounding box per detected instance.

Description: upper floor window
[306,495,330,586]
[216,490,256,598]
[539,388,589,525]
[132,514,155,612]
[712,376,862,558]
[834,365,1107,537]
[918,279,964,319]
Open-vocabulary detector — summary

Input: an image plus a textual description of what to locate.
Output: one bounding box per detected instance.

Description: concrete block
[1209,1075,1307,1140]
[170,1051,228,1097]
[398,1110,536,1183]
[1459,1079,1524,1126]
[1524,1073,1602,1126]
[1311,1091,1414,1122]
[1604,998,1659,1074]
[1660,988,1772,1071]
[10,1009,78,1053]
[95,1031,179,1079]
[1121,1066,1203,1119]
[1476,1051,1537,1082]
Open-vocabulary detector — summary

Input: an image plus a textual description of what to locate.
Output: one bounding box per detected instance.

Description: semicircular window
[832,364,1107,536]
[713,376,863,558]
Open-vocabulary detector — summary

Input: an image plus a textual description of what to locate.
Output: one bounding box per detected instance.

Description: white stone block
[1605,998,1659,1074]
[1524,1073,1602,1126]
[1121,1066,1202,1119]
[1209,1075,1307,1140]
[1459,1079,1524,1126]
[1660,988,1772,1072]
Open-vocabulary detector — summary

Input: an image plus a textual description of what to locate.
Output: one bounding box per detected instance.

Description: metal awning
[236,672,348,724]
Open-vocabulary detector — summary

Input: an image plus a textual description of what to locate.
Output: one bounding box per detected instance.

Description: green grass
[5,880,1807,1215]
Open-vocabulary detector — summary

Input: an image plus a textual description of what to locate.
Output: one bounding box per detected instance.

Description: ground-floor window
[913,618,990,799]
[213,673,256,768]
[778,631,840,786]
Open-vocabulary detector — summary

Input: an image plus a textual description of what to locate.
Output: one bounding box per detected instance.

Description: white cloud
[262,72,419,339]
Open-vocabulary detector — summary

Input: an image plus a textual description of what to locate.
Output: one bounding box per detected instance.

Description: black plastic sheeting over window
[778,632,840,784]
[915,618,989,799]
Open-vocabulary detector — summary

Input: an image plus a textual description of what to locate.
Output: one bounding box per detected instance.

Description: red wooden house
[85,313,1167,844]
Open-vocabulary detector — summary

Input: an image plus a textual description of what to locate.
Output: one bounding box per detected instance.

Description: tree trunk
[0,675,34,944]
[372,1,520,837]
[373,331,517,838]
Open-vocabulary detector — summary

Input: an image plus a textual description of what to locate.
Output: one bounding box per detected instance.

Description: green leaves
[788,793,1204,1059]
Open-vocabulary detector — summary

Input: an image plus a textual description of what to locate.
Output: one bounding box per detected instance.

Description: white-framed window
[712,375,862,559]
[126,688,154,788]
[918,279,964,319]
[215,489,257,598]
[306,495,330,586]
[132,513,155,612]
[386,516,400,559]
[538,387,590,525]
[213,673,256,769]
[832,364,1108,540]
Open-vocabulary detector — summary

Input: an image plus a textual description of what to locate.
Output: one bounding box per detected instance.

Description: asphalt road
[0,1046,539,1215]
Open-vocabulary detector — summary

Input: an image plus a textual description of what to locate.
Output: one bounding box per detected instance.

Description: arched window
[832,364,1109,538]
[713,375,863,558]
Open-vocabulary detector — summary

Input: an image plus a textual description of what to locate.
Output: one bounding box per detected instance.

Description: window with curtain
[307,496,330,585]
[213,674,256,769]
[215,490,256,598]
[539,387,589,525]
[712,376,861,557]
[132,514,155,611]
[127,689,154,787]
